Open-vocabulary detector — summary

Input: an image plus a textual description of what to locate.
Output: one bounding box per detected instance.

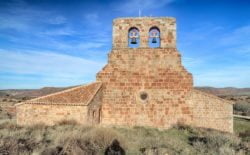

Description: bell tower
[97,17,193,129]
[112,17,176,48]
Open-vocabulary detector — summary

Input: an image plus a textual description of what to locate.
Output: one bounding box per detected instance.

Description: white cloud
[85,13,99,20]
[227,45,250,56]
[83,13,101,26]
[179,23,224,46]
[0,49,105,79]
[0,16,30,31]
[215,25,250,57]
[194,66,250,88]
[234,25,250,35]
[37,39,107,52]
[48,16,67,25]
[40,27,75,36]
[0,1,68,32]
[76,42,106,50]
[182,57,204,68]
[219,25,250,46]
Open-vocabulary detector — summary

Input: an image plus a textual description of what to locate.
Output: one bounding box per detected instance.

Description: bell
[131,38,137,44]
[152,37,157,43]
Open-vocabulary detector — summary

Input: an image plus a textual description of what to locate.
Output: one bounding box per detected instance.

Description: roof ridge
[24,102,88,106]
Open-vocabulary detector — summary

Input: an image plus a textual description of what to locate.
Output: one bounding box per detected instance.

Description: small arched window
[149,27,160,48]
[128,27,140,48]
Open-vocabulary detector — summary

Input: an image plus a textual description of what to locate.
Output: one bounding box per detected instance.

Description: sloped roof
[192,89,234,104]
[15,82,102,106]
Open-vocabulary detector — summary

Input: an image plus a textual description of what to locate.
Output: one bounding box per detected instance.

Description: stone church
[16,17,234,133]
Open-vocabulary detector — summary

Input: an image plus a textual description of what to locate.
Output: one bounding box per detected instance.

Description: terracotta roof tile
[16,82,102,106]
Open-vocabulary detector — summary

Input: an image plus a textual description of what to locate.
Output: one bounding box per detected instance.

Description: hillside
[0,86,75,99]
[195,87,250,96]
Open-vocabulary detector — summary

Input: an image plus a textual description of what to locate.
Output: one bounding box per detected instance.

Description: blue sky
[0,0,249,89]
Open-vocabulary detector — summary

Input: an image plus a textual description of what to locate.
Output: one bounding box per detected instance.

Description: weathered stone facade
[16,17,233,133]
[96,48,193,128]
[187,90,233,132]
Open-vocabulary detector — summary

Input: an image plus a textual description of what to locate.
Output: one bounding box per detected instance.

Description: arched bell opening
[128,27,140,48]
[148,27,160,48]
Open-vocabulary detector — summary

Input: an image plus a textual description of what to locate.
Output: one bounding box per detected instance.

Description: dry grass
[56,119,79,126]
[0,107,249,155]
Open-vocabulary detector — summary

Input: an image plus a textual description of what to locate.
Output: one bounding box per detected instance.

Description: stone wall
[112,17,176,48]
[16,104,88,126]
[87,87,103,125]
[187,89,233,133]
[97,48,193,129]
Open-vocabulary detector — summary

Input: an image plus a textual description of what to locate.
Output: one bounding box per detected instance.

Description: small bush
[0,137,18,155]
[189,131,241,154]
[2,98,7,102]
[234,103,250,116]
[174,123,204,137]
[40,146,63,155]
[27,123,47,131]
[22,97,29,101]
[239,130,250,142]
[0,137,39,155]
[60,137,96,155]
[56,127,125,154]
[56,119,79,126]
[0,120,20,130]
[85,127,125,151]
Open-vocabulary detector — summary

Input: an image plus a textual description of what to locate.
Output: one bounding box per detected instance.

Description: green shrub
[234,103,250,116]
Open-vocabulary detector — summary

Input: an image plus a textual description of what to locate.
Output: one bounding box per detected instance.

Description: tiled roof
[15,82,102,106]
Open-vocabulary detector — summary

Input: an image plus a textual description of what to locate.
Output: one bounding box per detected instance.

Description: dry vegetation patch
[0,102,249,154]
[0,116,249,155]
